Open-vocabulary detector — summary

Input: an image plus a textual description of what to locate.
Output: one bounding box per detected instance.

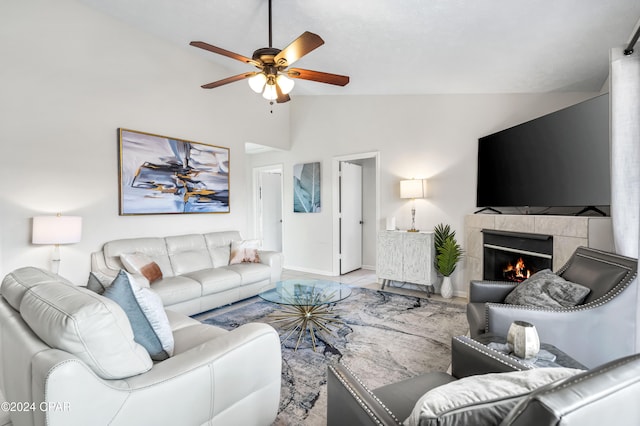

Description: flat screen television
[476,94,610,214]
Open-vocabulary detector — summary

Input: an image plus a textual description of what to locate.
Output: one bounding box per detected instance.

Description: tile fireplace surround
[464,214,615,289]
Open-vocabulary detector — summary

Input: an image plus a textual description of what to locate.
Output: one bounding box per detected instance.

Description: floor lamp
[32,214,82,274]
[400,179,427,232]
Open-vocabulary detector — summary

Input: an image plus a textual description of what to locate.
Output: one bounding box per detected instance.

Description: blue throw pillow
[103,270,174,361]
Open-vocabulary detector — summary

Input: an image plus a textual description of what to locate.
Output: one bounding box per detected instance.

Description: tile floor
[280,268,467,305]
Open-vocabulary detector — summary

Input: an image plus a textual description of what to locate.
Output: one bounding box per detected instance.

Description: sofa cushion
[20,282,152,379]
[223,263,271,285]
[204,231,241,267]
[103,271,174,361]
[185,268,242,295]
[165,309,201,332]
[120,252,163,284]
[172,322,228,355]
[229,240,261,265]
[504,269,591,308]
[103,237,174,278]
[404,367,582,426]
[170,250,214,275]
[165,234,214,275]
[151,275,203,306]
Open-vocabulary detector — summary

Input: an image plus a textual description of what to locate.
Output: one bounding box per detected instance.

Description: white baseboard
[283,265,336,276]
[284,264,377,276]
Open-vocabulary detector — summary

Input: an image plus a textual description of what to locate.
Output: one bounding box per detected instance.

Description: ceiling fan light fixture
[276,74,295,95]
[190,0,349,104]
[248,73,267,93]
[262,83,278,100]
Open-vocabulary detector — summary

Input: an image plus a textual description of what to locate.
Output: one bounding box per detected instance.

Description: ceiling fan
[190,0,349,104]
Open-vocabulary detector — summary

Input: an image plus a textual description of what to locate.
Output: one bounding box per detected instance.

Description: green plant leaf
[436,236,463,276]
[434,223,456,255]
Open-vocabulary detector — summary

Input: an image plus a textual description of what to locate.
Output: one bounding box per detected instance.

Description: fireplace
[482,230,553,282]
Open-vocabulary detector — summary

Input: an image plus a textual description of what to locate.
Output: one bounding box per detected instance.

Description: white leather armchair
[0,267,282,426]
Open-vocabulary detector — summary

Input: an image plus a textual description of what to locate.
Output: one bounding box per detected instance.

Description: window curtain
[611,47,640,258]
[610,46,640,350]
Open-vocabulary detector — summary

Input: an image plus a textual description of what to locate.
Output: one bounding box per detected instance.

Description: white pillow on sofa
[229,240,262,264]
[404,367,582,426]
[120,252,163,284]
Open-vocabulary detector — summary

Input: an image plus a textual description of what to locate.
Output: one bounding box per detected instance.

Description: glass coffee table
[259,279,352,351]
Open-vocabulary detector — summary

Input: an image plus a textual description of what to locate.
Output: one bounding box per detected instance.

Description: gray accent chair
[466,246,638,368]
[327,340,640,426]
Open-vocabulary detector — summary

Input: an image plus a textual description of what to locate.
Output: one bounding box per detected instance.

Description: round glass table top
[259,279,352,306]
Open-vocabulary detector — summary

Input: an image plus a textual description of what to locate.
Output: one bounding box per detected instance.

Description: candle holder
[507,321,540,359]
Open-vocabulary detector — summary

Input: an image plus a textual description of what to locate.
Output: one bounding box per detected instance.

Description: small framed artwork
[293,162,321,213]
[118,128,230,215]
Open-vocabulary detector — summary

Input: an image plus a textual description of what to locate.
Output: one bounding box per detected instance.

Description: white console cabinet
[377,231,437,292]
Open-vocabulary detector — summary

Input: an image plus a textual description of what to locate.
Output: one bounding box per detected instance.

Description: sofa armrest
[34,323,281,426]
[327,363,403,426]
[451,336,529,379]
[90,251,119,279]
[468,280,517,303]
[258,250,283,282]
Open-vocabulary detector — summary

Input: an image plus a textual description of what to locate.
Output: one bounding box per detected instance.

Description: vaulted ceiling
[79,0,639,96]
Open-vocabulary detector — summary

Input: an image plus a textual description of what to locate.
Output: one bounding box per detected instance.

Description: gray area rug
[197,287,468,425]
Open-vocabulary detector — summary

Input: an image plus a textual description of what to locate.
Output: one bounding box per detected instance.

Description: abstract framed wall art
[293,162,321,213]
[118,128,230,215]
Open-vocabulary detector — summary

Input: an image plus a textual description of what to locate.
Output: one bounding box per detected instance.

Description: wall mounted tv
[476,94,610,215]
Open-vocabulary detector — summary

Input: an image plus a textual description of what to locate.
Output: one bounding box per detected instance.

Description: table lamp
[32,214,82,274]
[400,179,427,232]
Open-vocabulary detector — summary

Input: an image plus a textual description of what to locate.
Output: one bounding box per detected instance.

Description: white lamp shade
[276,74,295,95]
[248,73,267,93]
[262,83,278,100]
[400,179,427,199]
[32,216,82,244]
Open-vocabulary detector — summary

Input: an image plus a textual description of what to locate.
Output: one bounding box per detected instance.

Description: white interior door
[259,172,282,252]
[340,162,363,274]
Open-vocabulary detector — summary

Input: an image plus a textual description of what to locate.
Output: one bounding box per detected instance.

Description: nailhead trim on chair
[328,363,402,426]
[453,336,530,371]
[482,248,638,333]
[504,353,640,421]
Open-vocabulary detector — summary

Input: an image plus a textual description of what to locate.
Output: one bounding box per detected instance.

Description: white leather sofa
[91,231,283,316]
[0,267,282,426]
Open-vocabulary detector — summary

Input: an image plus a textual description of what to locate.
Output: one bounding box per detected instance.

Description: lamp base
[407,229,420,232]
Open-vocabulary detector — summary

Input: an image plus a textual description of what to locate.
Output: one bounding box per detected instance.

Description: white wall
[0,0,289,284]
[0,0,603,295]
[249,93,599,296]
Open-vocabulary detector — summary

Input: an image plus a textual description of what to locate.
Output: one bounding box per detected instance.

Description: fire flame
[503,257,531,281]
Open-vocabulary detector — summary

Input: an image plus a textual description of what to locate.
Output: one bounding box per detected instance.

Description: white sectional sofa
[0,267,282,426]
[91,231,283,316]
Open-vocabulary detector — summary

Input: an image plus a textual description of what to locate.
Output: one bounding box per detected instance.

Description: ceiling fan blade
[288,68,350,86]
[190,41,262,67]
[274,31,324,67]
[275,84,291,103]
[200,72,257,89]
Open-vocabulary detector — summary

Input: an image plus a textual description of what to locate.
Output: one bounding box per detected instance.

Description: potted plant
[434,223,456,258]
[434,223,463,298]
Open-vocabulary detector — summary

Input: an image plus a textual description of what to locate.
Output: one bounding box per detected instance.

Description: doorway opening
[332,152,380,276]
[253,165,284,252]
